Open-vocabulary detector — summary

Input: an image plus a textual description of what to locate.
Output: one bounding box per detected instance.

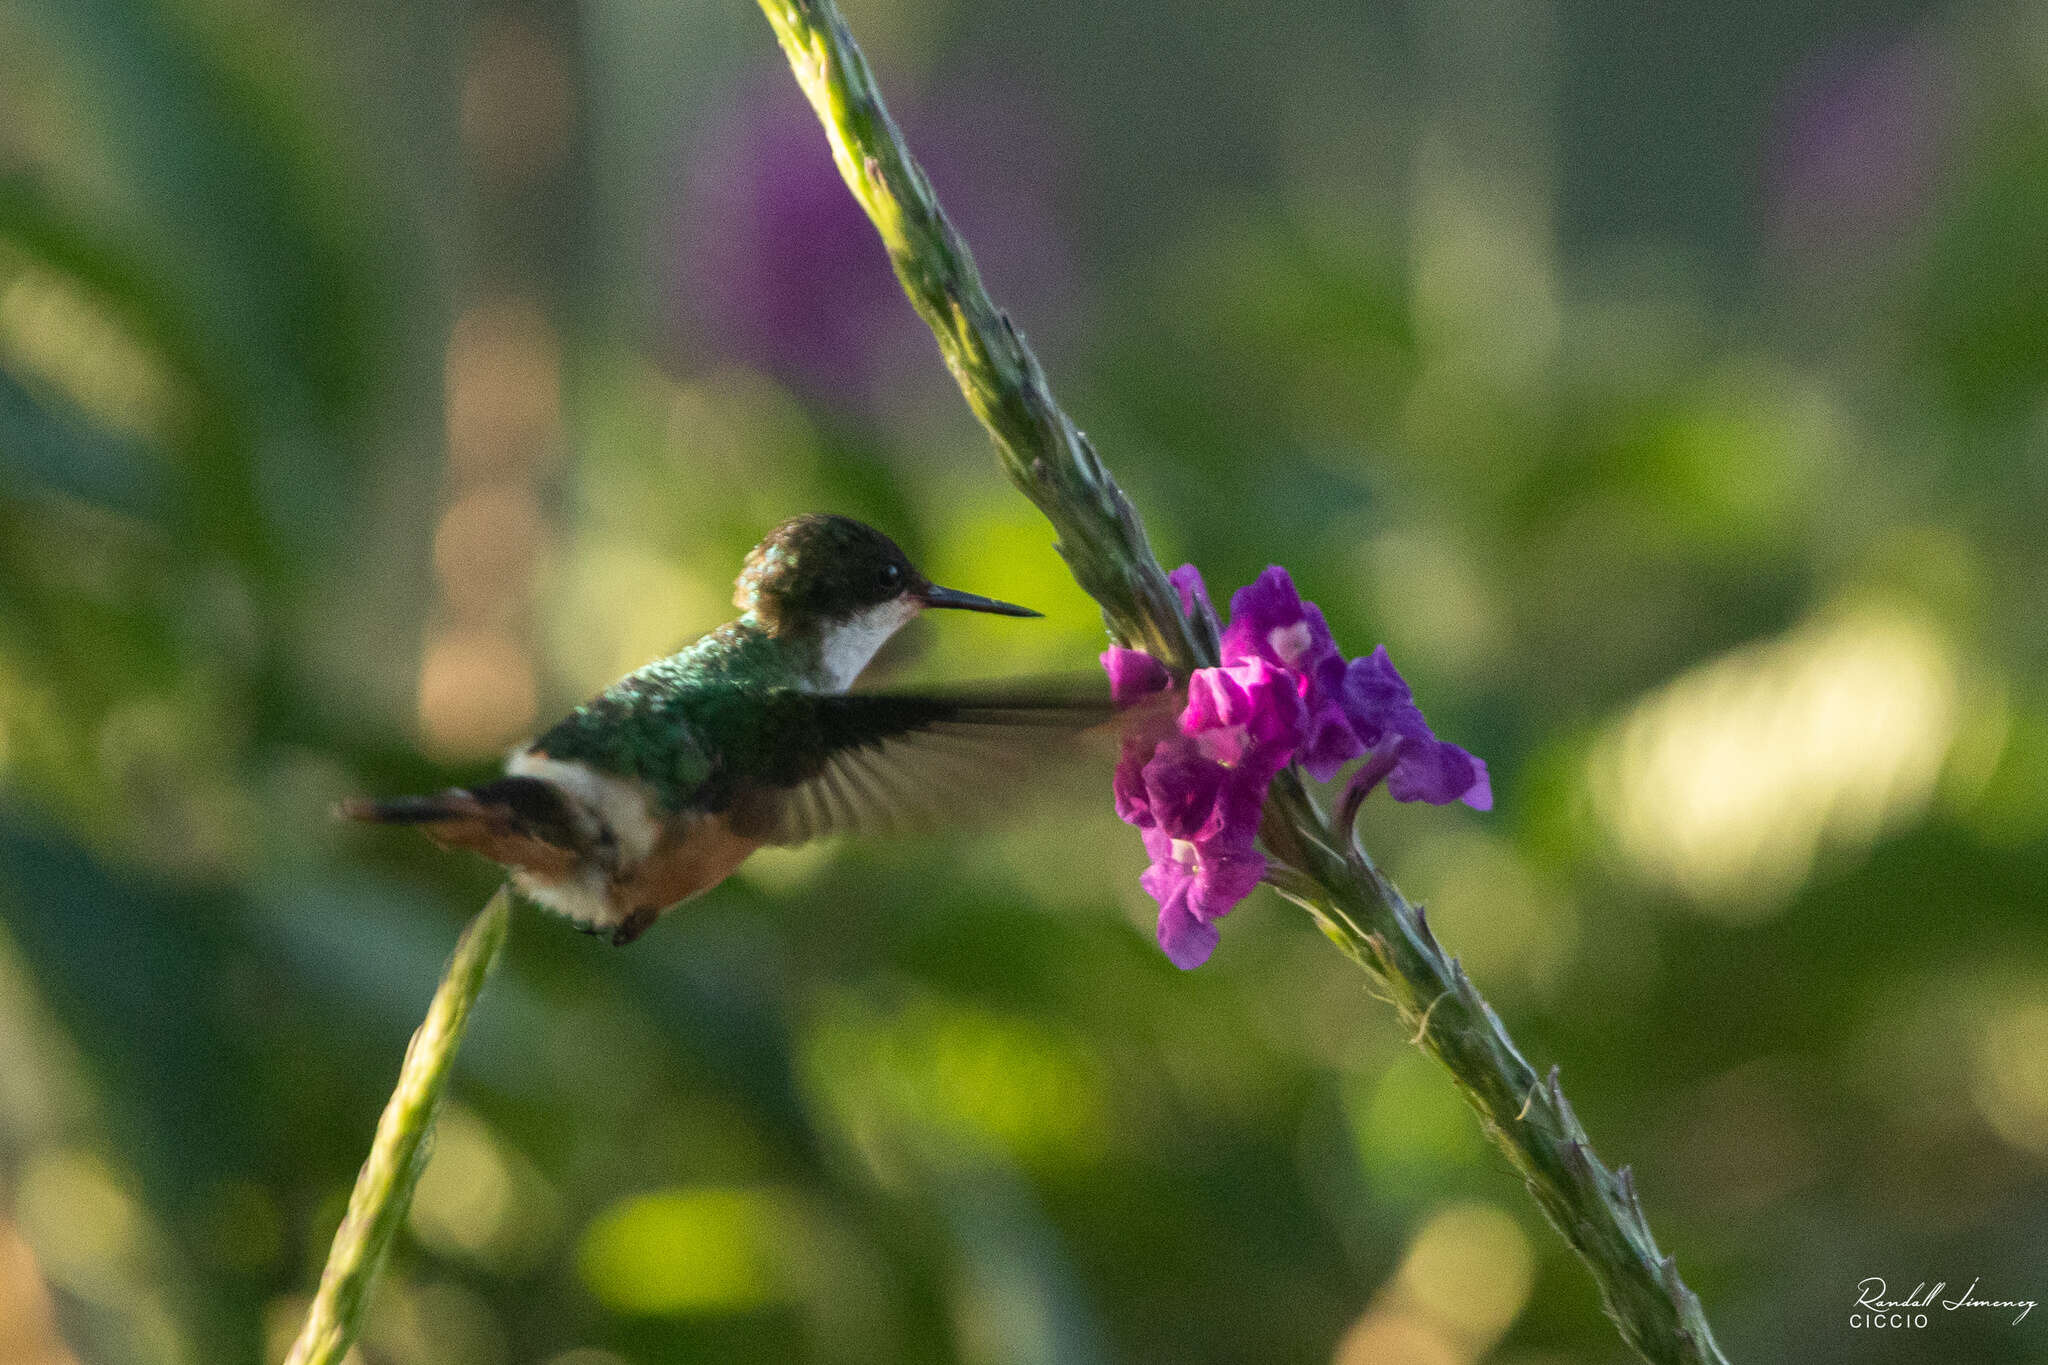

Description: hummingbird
[343,514,1114,945]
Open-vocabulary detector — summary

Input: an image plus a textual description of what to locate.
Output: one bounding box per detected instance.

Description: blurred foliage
[1,0,2047,1363]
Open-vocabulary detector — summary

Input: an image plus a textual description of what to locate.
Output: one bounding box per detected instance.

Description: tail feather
[336,777,585,880]
[336,792,474,824]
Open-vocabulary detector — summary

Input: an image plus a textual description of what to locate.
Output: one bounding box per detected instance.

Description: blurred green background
[3,0,2047,1361]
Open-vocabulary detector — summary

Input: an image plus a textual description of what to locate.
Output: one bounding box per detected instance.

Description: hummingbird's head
[735,515,1040,683]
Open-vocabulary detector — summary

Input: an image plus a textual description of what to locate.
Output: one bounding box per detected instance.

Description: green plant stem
[750,4,1729,1361]
[285,886,512,1365]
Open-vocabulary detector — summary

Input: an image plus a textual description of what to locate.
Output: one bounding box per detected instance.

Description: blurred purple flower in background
[675,75,1073,406]
[1106,566,1489,968]
[1768,33,1954,256]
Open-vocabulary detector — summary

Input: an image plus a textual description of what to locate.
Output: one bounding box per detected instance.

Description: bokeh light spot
[417,628,537,757]
[1396,1202,1535,1350]
[364,1279,507,1365]
[1972,997,2048,1157]
[0,1214,84,1365]
[1591,604,1959,918]
[803,993,1111,1178]
[410,1106,558,1272]
[1330,1308,1462,1365]
[13,1148,148,1304]
[433,485,543,624]
[0,264,178,443]
[445,298,562,481]
[576,1186,793,1316]
[1407,830,1578,999]
[1347,1052,1485,1190]
[461,14,575,185]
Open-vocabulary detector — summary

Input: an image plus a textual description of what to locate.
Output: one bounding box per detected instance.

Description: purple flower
[1111,740,1158,829]
[1341,647,1492,810]
[1168,563,1220,637]
[1108,659,1297,844]
[675,83,901,399]
[1140,825,1264,970]
[1116,722,1272,967]
[1132,658,1300,846]
[1138,739,1236,841]
[1100,644,1303,968]
[1102,573,1491,971]
[1124,661,1303,965]
[1102,646,1170,707]
[1102,646,1176,827]
[1768,36,1953,257]
[675,78,1074,406]
[1220,568,1364,780]
[1183,658,1304,776]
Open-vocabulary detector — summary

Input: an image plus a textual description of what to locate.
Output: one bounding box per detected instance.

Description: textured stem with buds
[751,3,1729,1360]
[286,887,513,1365]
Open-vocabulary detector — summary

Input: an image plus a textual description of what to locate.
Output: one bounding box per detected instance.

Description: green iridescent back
[529,620,823,813]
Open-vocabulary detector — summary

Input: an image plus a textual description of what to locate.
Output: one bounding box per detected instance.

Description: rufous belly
[613,813,764,917]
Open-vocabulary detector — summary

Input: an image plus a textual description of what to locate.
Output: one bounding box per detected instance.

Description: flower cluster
[1105,566,1489,968]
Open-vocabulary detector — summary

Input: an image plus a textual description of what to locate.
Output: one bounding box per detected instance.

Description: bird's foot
[611,907,658,947]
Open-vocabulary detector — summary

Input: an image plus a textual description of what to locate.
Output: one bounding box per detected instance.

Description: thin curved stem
[285,886,513,1365]
[749,4,1729,1360]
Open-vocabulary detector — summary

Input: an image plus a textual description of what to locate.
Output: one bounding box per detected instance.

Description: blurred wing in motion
[723,679,1119,846]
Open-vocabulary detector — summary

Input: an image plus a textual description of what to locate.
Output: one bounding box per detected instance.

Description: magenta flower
[1141,825,1264,969]
[1103,568,1489,969]
[1136,739,1237,841]
[1184,658,1304,775]
[1107,659,1298,843]
[1102,646,1175,827]
[1113,724,1268,967]
[1168,563,1220,636]
[1220,568,1364,780]
[1102,645,1303,968]
[1103,646,1171,707]
[1341,648,1492,810]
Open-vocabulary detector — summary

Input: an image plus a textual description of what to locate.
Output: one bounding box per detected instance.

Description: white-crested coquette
[345,515,1112,944]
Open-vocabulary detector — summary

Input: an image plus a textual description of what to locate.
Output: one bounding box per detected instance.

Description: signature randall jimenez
[1853,1278,2037,1328]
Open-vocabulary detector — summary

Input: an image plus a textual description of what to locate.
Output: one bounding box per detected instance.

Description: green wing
[720,681,1116,846]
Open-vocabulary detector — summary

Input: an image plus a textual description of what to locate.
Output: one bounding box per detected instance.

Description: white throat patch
[816,597,922,691]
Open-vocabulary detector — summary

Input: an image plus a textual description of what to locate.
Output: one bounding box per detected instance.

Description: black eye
[878,562,903,590]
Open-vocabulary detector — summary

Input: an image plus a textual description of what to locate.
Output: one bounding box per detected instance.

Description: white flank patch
[505,750,662,866]
[816,597,923,691]
[510,866,619,930]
